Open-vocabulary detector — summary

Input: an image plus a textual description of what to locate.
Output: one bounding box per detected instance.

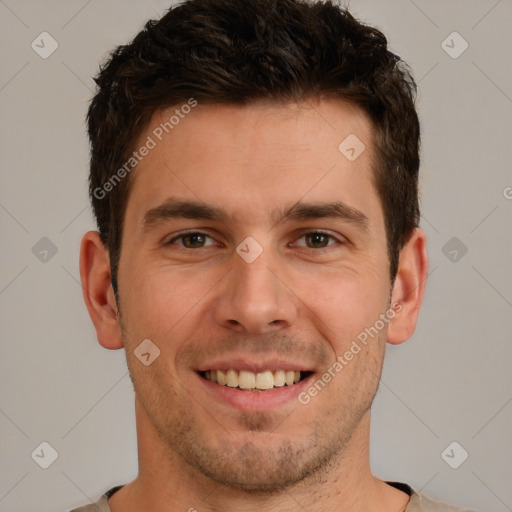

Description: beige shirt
[68,482,474,511]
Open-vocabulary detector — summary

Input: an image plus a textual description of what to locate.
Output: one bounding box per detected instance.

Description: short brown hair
[87,0,420,291]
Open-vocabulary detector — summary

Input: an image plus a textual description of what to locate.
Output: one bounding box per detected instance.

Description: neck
[109,399,409,512]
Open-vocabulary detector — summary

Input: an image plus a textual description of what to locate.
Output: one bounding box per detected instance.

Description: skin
[80,98,428,512]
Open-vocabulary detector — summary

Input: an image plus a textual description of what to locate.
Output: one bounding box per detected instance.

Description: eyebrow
[277,201,369,231]
[142,198,369,232]
[142,199,228,230]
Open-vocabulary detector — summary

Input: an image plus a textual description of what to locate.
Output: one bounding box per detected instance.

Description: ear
[79,231,123,349]
[387,228,428,345]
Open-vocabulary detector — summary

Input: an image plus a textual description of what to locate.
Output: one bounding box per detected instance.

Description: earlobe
[79,231,123,350]
[387,228,429,345]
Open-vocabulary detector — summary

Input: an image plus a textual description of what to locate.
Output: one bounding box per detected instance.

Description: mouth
[195,358,318,411]
[198,369,314,392]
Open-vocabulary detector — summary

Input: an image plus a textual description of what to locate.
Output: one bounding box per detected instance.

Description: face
[116,99,394,491]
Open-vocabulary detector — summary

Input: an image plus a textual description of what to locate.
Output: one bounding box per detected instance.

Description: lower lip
[196,372,315,411]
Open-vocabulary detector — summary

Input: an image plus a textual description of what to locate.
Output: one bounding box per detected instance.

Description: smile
[199,369,313,391]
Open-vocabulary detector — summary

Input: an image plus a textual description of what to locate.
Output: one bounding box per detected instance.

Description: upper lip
[196,357,315,373]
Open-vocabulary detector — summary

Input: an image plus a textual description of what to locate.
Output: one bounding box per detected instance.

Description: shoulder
[386,481,474,512]
[68,501,109,512]
[407,485,475,512]
[67,485,123,512]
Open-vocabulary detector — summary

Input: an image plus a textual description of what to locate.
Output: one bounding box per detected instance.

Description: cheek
[293,264,390,351]
[120,261,222,343]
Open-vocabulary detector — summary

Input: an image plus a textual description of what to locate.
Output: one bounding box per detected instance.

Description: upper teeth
[204,369,302,390]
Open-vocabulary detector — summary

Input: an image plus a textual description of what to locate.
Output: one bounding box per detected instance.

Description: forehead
[123,98,382,232]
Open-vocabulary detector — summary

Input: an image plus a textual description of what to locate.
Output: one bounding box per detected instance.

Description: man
[77,0,472,510]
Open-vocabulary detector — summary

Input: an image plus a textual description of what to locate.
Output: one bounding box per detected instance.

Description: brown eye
[305,232,330,248]
[167,232,216,248]
[182,233,206,248]
[293,231,340,249]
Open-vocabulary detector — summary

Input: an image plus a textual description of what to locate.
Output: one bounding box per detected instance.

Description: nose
[212,245,298,334]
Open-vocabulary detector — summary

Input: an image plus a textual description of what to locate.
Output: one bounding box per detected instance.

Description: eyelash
[165,230,344,250]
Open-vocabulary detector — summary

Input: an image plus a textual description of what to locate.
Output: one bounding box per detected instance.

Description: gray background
[1,1,511,511]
